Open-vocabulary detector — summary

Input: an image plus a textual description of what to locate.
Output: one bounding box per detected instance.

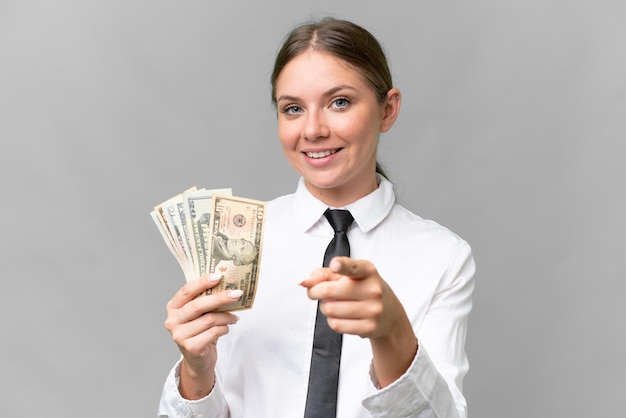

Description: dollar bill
[182,188,232,279]
[205,194,266,311]
[151,188,197,280]
[150,209,184,264]
[161,188,198,280]
[151,187,232,281]
[151,188,265,311]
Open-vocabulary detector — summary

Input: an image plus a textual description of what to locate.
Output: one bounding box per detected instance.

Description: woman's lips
[304,148,341,159]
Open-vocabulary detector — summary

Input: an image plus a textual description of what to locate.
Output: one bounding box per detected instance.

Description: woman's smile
[304,148,342,159]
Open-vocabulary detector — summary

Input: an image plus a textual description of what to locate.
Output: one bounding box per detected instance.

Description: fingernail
[232,314,240,322]
[208,273,222,282]
[228,289,244,299]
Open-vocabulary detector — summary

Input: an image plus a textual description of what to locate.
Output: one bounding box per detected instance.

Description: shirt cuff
[158,358,227,418]
[361,345,458,418]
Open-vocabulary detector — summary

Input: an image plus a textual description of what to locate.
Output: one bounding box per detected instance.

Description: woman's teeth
[306,149,338,159]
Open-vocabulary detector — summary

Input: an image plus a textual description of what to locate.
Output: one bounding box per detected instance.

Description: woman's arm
[301,249,475,417]
[163,273,241,399]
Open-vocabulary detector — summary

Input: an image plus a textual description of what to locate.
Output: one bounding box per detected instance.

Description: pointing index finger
[328,256,367,279]
[299,267,333,289]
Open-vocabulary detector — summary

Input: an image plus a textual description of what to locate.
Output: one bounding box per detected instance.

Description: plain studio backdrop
[1,1,624,417]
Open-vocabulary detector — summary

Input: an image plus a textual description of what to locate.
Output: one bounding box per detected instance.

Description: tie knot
[324,209,354,234]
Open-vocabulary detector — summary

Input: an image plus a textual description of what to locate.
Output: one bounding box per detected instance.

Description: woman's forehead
[275,50,368,96]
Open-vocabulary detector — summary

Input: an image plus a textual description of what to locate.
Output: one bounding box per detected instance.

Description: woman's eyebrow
[324,85,357,97]
[276,85,358,103]
[276,94,299,102]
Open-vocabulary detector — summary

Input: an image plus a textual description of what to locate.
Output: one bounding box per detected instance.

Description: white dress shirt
[158,176,475,418]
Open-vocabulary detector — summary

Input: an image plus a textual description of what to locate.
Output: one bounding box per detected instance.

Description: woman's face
[275,50,399,207]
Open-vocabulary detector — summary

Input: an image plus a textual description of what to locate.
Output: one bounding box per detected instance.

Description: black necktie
[304,209,354,418]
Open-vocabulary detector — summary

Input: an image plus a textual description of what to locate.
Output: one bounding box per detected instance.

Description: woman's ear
[380,88,401,133]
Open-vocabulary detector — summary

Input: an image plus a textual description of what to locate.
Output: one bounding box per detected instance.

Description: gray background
[1,1,624,417]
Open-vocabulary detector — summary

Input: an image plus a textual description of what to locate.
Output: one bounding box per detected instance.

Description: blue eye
[282,104,303,114]
[332,97,350,109]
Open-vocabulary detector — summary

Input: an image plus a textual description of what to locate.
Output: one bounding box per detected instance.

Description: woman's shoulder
[262,193,298,225]
[265,192,295,211]
[388,203,470,250]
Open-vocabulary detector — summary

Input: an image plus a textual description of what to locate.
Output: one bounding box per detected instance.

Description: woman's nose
[302,110,330,141]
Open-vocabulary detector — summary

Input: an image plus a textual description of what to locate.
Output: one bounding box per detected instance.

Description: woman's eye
[283,104,302,114]
[332,97,350,109]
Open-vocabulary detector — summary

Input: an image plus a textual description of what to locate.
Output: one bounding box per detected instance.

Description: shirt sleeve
[362,242,475,418]
[157,358,229,418]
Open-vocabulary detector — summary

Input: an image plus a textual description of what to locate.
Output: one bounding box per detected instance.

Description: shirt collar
[292,175,396,233]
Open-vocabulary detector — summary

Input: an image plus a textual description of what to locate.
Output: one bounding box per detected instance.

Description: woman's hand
[164,272,242,399]
[300,256,418,387]
[299,256,405,339]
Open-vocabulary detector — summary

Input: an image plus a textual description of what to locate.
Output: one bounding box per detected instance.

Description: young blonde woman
[159,17,475,418]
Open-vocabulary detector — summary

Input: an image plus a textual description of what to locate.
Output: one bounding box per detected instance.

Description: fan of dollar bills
[151,187,266,311]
